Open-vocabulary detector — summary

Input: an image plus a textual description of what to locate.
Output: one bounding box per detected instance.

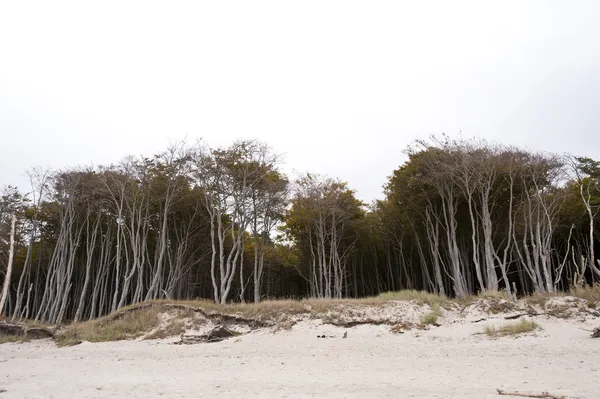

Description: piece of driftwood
[504,312,541,320]
[0,320,54,339]
[176,326,239,344]
[472,312,542,324]
[496,388,569,398]
[325,319,389,328]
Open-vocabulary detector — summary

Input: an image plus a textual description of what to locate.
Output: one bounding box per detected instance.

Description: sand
[1,303,599,399]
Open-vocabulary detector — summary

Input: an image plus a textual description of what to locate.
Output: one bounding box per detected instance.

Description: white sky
[1,0,599,203]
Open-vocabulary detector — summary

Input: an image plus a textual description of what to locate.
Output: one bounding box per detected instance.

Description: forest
[0,136,598,324]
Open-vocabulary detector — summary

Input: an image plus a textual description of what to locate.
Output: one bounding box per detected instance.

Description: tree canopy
[1,137,598,321]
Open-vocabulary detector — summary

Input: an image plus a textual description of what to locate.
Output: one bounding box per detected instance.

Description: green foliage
[1,137,600,324]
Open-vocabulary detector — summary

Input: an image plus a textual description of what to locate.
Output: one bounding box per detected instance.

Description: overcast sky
[1,1,599,202]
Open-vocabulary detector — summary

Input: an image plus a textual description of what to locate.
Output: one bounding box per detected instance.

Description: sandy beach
[1,303,599,399]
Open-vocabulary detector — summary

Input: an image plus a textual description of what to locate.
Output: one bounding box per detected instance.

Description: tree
[250,168,288,303]
[0,214,16,315]
[568,156,600,278]
[284,173,363,299]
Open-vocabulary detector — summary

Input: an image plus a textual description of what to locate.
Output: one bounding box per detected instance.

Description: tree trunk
[0,215,17,315]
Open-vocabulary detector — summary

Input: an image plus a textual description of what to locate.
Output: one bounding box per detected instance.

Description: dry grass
[570,285,600,303]
[161,290,448,322]
[525,292,562,307]
[55,305,162,346]
[523,285,600,306]
[167,298,325,321]
[0,334,30,344]
[484,319,540,338]
[369,290,448,307]
[487,300,518,314]
[470,290,514,301]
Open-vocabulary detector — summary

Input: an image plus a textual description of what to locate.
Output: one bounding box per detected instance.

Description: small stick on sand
[496,388,569,399]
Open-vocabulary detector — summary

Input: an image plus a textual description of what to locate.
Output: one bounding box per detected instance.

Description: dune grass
[525,284,600,301]
[374,290,448,307]
[20,286,600,346]
[421,304,442,325]
[165,290,448,320]
[55,305,163,346]
[570,285,600,303]
[0,334,30,344]
[484,319,540,338]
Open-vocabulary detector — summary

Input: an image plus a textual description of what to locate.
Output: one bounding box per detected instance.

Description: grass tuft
[374,290,448,307]
[484,319,540,338]
[421,304,442,325]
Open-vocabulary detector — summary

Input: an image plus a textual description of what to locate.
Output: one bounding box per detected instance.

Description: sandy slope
[1,307,599,399]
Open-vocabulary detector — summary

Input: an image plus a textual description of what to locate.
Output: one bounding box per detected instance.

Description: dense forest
[0,136,598,323]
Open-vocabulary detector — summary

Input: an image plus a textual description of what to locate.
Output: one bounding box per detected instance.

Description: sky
[1,0,599,203]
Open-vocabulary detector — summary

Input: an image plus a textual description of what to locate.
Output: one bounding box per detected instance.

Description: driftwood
[504,312,541,320]
[326,319,391,328]
[473,312,542,324]
[496,388,569,399]
[0,320,54,339]
[176,326,239,344]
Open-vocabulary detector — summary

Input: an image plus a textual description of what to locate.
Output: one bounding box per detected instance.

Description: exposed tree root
[496,388,570,398]
[176,326,240,344]
[100,302,271,329]
[0,320,54,339]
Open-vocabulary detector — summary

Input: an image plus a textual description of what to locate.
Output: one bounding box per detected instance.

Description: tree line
[0,136,598,323]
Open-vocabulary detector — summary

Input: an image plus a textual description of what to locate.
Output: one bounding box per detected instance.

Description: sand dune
[1,298,599,399]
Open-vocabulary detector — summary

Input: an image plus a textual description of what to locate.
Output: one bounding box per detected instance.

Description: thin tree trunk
[0,215,17,315]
